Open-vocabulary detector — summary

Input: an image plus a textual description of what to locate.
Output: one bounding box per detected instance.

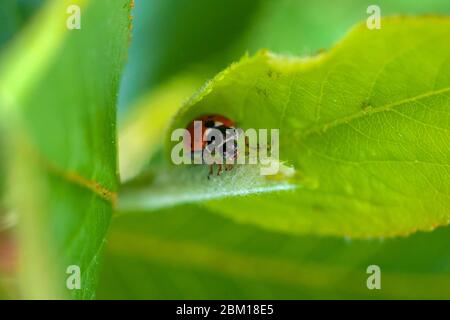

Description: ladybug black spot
[204,120,215,128]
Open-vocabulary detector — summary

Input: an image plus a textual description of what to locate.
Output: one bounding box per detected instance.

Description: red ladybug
[185,114,238,178]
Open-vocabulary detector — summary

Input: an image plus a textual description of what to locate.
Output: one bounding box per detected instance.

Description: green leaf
[117,0,450,179]
[0,227,17,299]
[124,17,450,238]
[98,205,450,299]
[232,0,450,56]
[118,0,450,116]
[0,0,131,299]
[0,0,44,49]
[118,0,264,113]
[119,164,295,211]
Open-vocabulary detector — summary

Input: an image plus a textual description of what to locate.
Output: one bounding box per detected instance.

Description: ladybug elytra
[185,114,239,178]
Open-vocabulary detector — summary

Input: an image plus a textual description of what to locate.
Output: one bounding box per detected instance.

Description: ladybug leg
[244,136,250,156]
[208,164,213,179]
[217,164,223,176]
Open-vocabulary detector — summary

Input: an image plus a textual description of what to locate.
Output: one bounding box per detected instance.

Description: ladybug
[185,114,239,178]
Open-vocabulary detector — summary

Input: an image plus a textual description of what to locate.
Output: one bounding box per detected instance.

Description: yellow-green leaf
[146,17,450,238]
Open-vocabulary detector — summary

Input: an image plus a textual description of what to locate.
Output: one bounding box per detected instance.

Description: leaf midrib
[32,145,117,205]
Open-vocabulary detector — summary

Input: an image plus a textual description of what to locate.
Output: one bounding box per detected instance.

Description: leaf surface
[0,0,131,298]
[124,17,450,238]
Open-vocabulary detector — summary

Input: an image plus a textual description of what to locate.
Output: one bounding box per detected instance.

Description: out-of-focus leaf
[0,0,131,299]
[118,0,264,113]
[123,17,450,238]
[232,0,450,56]
[0,228,17,299]
[0,0,44,49]
[119,75,203,181]
[0,0,44,206]
[0,127,6,205]
[98,206,450,299]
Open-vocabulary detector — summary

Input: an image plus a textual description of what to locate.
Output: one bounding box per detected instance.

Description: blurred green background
[0,0,449,299]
